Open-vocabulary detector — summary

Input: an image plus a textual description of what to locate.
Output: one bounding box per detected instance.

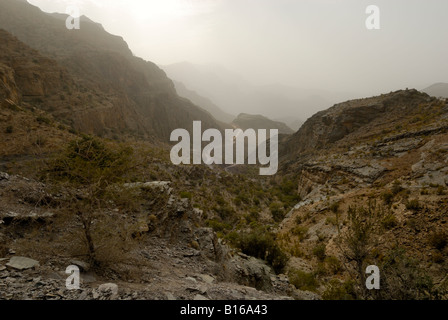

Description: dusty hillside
[0,0,223,141]
[276,89,448,299]
[0,77,309,300]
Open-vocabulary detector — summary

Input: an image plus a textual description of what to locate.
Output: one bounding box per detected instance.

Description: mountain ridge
[0,0,224,141]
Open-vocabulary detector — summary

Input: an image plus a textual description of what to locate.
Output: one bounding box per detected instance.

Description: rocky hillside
[0,82,311,300]
[281,90,437,160]
[0,0,223,141]
[276,89,448,299]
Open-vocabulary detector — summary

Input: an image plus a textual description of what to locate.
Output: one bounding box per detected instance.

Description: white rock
[6,256,39,270]
[0,172,9,180]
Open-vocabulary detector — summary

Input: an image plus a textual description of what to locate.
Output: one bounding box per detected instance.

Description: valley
[0,0,447,302]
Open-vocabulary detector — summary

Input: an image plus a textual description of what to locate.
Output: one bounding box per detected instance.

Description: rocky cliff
[0,0,223,141]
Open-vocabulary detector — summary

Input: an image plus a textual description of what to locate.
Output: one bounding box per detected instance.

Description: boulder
[6,256,39,270]
[229,255,273,292]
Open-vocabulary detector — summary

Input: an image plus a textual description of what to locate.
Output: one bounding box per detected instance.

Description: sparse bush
[329,201,340,213]
[291,226,308,241]
[382,214,398,230]
[379,247,434,300]
[406,199,421,211]
[270,201,285,222]
[381,191,394,205]
[214,205,234,221]
[206,219,232,233]
[322,279,356,300]
[235,228,288,274]
[288,269,318,292]
[326,216,337,225]
[428,231,447,250]
[337,202,380,299]
[313,243,326,261]
[179,191,192,200]
[36,115,51,125]
[324,256,342,275]
[5,126,13,134]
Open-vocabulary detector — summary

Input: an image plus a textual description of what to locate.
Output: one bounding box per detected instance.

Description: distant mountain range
[422,83,448,98]
[162,62,350,131]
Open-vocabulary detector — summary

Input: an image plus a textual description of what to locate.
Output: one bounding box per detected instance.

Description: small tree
[48,135,134,264]
[337,201,382,299]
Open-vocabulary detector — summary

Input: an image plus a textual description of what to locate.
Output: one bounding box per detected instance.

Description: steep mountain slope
[0,0,223,141]
[173,80,235,124]
[232,113,294,135]
[423,83,448,98]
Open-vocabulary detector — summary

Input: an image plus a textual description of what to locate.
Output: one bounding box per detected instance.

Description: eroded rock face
[282,89,431,159]
[0,2,225,142]
[0,63,20,106]
[227,254,273,292]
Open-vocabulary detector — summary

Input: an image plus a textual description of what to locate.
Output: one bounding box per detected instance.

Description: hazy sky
[28,0,448,97]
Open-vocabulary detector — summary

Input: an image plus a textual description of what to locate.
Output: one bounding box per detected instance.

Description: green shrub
[324,256,342,274]
[179,191,192,200]
[36,115,51,125]
[406,199,421,211]
[46,135,134,263]
[329,201,340,213]
[322,279,356,300]
[288,269,318,292]
[381,191,394,205]
[270,201,285,222]
[214,205,234,220]
[312,243,326,261]
[5,126,13,134]
[206,219,231,233]
[235,229,288,274]
[291,226,308,241]
[382,214,398,230]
